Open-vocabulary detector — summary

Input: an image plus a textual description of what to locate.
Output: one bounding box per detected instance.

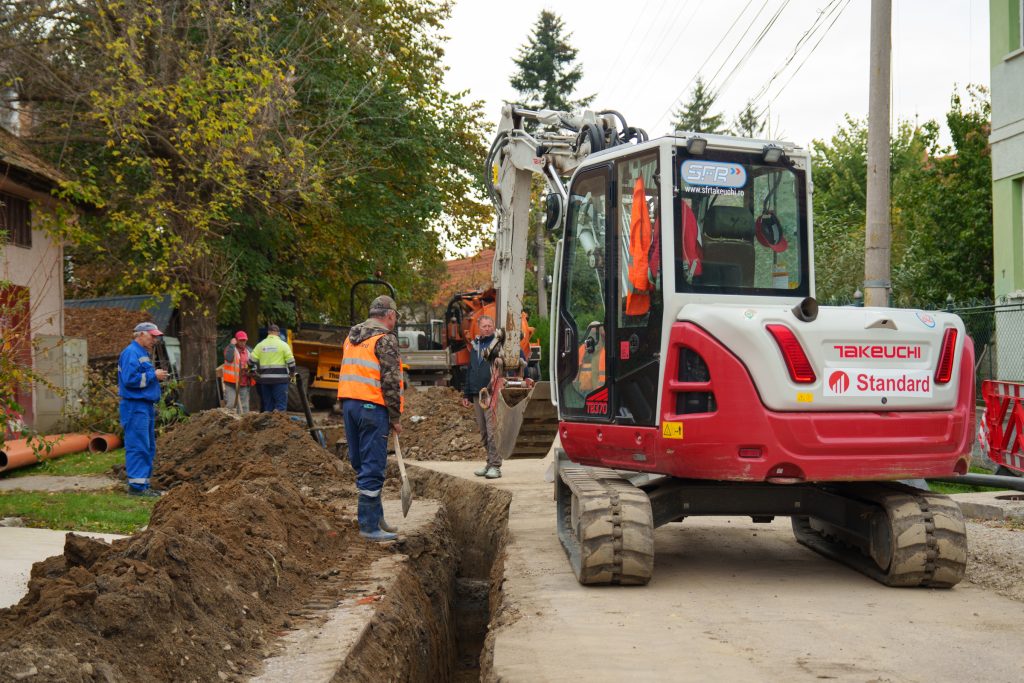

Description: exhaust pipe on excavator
[791,296,819,323]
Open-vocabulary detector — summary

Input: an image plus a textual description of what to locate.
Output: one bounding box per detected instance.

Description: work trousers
[120,399,156,492]
[258,382,288,413]
[342,399,390,497]
[473,400,500,468]
[224,383,251,414]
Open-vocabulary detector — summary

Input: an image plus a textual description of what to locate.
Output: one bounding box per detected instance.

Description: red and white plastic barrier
[979,380,1024,474]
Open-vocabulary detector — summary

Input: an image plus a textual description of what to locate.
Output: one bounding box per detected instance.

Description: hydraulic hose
[926,473,1024,493]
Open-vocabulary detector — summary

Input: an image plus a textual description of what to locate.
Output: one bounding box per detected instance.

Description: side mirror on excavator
[544,193,562,232]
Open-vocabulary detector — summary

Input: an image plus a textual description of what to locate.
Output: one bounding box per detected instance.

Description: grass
[927,465,1009,495]
[1,448,124,479]
[0,490,153,534]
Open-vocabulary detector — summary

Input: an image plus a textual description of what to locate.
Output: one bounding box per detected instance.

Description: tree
[1,0,491,409]
[810,86,992,306]
[671,77,726,134]
[510,10,593,319]
[510,10,593,113]
[734,100,766,138]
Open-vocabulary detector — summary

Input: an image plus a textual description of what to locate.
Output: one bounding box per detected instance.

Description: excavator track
[792,483,967,588]
[555,465,655,585]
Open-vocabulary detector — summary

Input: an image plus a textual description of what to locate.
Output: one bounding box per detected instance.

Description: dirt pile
[399,387,488,462]
[65,307,153,360]
[0,411,388,682]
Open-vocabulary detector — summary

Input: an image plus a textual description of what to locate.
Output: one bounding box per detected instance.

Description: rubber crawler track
[793,483,967,588]
[557,467,655,585]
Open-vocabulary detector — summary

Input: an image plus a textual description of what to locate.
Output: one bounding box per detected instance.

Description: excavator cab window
[674,150,809,297]
[557,166,610,417]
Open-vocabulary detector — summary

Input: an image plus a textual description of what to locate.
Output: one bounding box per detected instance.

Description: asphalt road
[416,458,1022,683]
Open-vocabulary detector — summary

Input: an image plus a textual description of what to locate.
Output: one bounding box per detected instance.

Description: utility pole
[864,0,892,307]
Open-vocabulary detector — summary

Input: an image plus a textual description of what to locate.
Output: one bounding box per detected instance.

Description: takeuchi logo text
[833,344,923,360]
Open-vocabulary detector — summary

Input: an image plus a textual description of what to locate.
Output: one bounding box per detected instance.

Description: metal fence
[954,299,1024,396]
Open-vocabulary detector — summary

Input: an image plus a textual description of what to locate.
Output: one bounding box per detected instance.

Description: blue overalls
[118,340,161,492]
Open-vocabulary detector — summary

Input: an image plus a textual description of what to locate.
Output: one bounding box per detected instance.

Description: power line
[711,0,792,101]
[704,0,772,94]
[597,0,677,99]
[754,0,851,120]
[596,0,664,95]
[652,0,757,131]
[615,0,702,112]
[747,0,842,109]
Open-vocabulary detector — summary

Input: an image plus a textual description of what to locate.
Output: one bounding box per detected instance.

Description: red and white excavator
[484,104,977,587]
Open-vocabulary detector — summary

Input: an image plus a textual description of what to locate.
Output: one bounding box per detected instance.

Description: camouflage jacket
[346,318,403,424]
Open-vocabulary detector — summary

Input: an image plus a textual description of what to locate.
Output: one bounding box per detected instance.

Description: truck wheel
[287,367,311,412]
[450,367,466,392]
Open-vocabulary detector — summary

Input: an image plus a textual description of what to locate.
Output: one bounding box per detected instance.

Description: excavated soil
[0,412,393,682]
[326,386,489,463]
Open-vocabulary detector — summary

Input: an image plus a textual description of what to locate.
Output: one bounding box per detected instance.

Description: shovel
[394,433,413,517]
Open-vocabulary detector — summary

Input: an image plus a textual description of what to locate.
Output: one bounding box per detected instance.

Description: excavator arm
[483,104,646,458]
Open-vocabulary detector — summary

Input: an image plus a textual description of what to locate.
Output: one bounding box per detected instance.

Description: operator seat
[700,205,755,287]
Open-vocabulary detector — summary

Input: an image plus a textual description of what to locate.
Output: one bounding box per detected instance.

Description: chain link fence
[953,298,1024,394]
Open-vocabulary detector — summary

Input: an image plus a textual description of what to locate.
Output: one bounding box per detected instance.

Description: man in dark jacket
[337,295,404,541]
[461,315,502,479]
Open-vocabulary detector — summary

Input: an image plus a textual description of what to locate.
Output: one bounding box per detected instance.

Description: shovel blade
[401,479,413,517]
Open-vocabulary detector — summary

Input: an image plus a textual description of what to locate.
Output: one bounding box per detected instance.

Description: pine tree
[672,77,726,134]
[510,11,593,112]
[734,100,766,138]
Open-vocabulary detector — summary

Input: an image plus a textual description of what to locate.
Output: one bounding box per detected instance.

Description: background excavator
[484,103,978,588]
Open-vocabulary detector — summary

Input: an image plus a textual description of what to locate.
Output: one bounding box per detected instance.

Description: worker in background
[250,324,296,412]
[461,314,502,479]
[223,331,253,414]
[117,322,168,497]
[337,295,404,542]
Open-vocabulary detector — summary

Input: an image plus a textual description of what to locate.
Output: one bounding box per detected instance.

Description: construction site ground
[1,387,1023,682]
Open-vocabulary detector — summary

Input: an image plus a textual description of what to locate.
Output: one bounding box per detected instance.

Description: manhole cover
[995,494,1024,501]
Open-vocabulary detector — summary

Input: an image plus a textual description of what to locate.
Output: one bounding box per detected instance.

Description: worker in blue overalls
[118,322,168,497]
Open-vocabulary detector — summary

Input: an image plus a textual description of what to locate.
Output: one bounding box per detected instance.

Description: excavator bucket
[494,380,559,459]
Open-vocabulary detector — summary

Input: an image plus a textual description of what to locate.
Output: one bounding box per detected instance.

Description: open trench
[333,466,513,682]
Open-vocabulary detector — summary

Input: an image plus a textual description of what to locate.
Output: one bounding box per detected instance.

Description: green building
[991,1,1024,382]
[991,1,1024,299]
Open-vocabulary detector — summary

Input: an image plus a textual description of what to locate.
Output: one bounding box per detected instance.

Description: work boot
[484,466,502,479]
[376,497,398,534]
[127,487,162,498]
[357,494,397,542]
[474,464,489,477]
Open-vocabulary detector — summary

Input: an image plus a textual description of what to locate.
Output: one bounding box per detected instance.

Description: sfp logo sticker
[681,160,747,188]
[823,367,933,397]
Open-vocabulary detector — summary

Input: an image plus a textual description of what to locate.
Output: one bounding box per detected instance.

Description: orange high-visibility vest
[222,347,248,385]
[338,333,404,412]
[625,176,653,316]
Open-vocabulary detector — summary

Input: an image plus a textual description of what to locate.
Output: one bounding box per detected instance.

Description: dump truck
[485,104,973,587]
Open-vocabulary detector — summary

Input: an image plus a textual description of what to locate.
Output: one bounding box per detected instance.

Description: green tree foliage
[1,1,491,409]
[672,77,726,134]
[734,100,766,138]
[810,86,992,305]
[510,10,593,112]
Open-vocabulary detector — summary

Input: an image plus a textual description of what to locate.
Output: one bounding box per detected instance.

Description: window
[674,150,809,297]
[1,192,31,248]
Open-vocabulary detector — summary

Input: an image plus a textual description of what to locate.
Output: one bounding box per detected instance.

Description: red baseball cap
[235,331,248,341]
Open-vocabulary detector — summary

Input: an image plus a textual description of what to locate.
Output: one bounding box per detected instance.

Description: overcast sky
[441,0,990,150]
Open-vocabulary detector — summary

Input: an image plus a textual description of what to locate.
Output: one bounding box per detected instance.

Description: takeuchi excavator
[484,104,974,588]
